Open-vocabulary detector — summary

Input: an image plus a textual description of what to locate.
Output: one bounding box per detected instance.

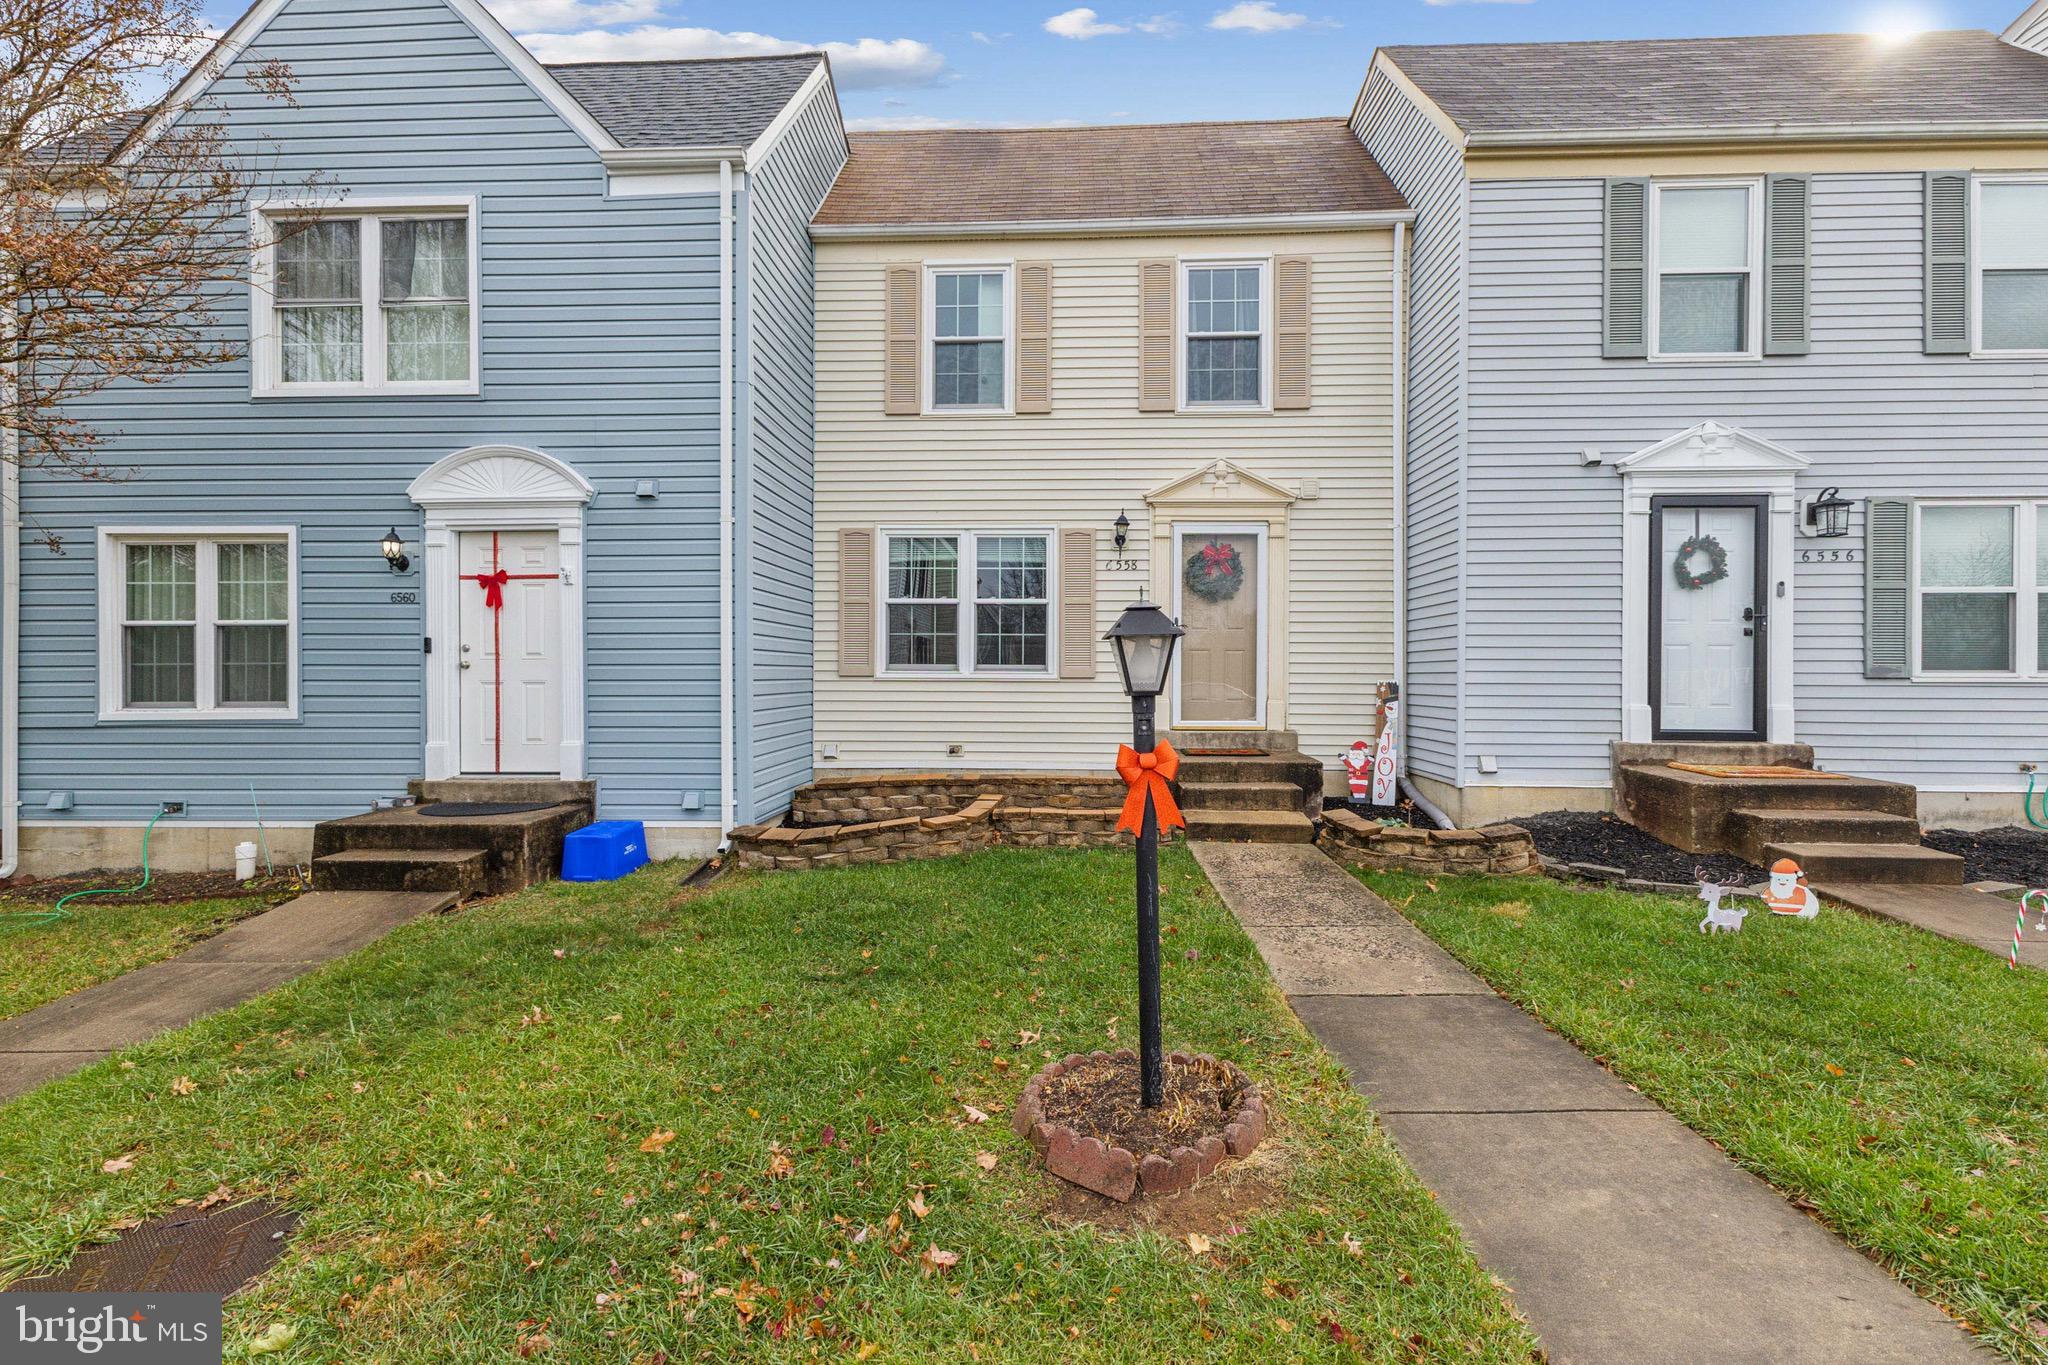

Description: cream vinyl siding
[814,229,1398,778]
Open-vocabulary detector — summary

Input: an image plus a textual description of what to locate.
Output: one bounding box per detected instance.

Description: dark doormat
[421,801,556,817]
[1184,748,1268,757]
[4,1200,298,1296]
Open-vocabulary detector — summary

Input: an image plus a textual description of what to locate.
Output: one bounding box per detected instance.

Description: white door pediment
[1613,421,1812,478]
[1146,458,1297,508]
[408,444,595,510]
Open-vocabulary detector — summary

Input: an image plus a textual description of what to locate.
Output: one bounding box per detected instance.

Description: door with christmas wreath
[1175,527,1263,727]
[1649,497,1767,739]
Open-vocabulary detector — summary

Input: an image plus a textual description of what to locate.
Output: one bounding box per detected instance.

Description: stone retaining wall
[792,772,1125,825]
[733,787,1151,872]
[1317,808,1536,875]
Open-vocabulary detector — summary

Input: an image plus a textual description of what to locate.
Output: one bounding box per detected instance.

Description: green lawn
[0,850,1536,1363]
[0,897,278,1021]
[1365,870,2048,1363]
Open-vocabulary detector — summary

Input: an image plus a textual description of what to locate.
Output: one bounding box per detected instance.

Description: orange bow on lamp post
[1104,599,1186,1110]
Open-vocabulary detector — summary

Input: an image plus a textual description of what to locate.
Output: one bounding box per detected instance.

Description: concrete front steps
[1614,742,1961,885]
[311,780,593,900]
[1169,730,1321,844]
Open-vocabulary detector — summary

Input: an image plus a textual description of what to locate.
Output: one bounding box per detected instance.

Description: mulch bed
[0,867,304,906]
[1920,826,2048,887]
[1320,798,1444,832]
[1514,810,1763,885]
[1039,1054,1247,1163]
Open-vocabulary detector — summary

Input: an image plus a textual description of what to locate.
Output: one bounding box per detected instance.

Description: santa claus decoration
[1763,858,1820,919]
[1343,742,1373,804]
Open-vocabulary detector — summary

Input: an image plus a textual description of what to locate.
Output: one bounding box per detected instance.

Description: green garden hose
[0,810,163,930]
[2027,771,2048,832]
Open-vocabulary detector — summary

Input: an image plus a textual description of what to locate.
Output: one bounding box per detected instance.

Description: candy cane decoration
[2018,891,2048,970]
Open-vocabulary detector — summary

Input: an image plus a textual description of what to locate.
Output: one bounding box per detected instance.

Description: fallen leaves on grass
[908,1192,930,1219]
[973,1151,999,1173]
[100,1153,136,1175]
[1825,1063,1847,1077]
[960,1104,988,1125]
[247,1322,297,1355]
[766,1144,796,1179]
[168,1075,197,1096]
[638,1128,676,1154]
[1185,1232,1212,1255]
[918,1245,960,1276]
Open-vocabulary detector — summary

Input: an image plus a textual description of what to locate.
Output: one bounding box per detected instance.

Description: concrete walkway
[1817,882,2047,969]
[0,890,454,1103]
[1193,842,1982,1365]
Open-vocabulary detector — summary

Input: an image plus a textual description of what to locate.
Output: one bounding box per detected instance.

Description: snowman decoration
[1763,858,1821,919]
[1343,742,1374,805]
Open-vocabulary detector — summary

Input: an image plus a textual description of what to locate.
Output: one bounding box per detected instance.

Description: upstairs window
[1650,181,1760,359]
[1182,261,1268,406]
[1976,178,2048,353]
[255,202,477,395]
[928,267,1009,410]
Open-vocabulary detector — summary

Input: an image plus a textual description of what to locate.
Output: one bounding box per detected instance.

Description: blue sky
[257,0,2040,129]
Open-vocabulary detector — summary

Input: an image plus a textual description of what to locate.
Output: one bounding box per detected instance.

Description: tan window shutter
[838,527,876,677]
[1273,255,1311,410]
[884,265,921,416]
[1138,258,1175,412]
[1058,528,1097,679]
[1016,261,1052,414]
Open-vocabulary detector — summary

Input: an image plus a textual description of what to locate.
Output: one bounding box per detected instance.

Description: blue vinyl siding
[17,0,725,827]
[735,80,845,823]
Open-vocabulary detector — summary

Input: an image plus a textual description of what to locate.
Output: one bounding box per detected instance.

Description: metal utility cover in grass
[4,1201,297,1295]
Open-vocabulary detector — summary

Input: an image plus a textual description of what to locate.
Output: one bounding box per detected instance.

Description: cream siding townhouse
[805,121,1413,828]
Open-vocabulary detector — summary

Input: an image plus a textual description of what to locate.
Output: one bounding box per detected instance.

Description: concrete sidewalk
[1193,841,1983,1365]
[0,890,454,1103]
[1818,882,2047,969]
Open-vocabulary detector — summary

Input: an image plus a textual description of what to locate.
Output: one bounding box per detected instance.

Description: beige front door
[1175,527,1263,727]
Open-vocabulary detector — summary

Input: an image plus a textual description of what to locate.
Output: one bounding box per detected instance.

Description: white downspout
[717,158,737,848]
[1,432,18,879]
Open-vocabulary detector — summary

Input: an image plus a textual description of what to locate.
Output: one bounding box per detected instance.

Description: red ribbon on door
[468,532,559,773]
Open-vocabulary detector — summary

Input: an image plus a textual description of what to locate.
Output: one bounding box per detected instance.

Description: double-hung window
[1913,501,2048,677]
[1182,260,1268,406]
[928,267,1009,411]
[1649,180,1761,359]
[256,200,478,395]
[99,530,297,719]
[1974,177,2048,354]
[882,531,1051,674]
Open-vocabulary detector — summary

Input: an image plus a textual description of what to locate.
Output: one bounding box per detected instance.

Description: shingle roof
[28,110,151,165]
[1384,29,2048,139]
[812,119,1405,229]
[545,52,823,148]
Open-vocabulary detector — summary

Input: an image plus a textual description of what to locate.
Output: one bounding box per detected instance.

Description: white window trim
[249,195,481,398]
[922,261,1015,415]
[1646,178,1764,363]
[874,528,1058,678]
[1909,498,2047,681]
[1969,172,2048,359]
[1177,255,1273,412]
[96,526,300,722]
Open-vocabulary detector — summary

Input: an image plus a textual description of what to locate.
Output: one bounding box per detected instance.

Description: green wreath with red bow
[1185,540,1246,603]
[1673,533,1730,591]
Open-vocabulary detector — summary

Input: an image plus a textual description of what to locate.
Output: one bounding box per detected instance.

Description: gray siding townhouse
[0,0,846,874]
[1356,9,2048,827]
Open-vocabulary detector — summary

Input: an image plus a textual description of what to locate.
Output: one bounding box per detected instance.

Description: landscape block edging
[1316,808,1537,876]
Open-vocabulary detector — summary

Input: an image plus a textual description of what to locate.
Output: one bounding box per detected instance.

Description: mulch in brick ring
[1014,1049,1267,1203]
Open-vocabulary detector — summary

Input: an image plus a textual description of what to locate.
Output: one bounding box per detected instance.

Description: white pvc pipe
[1,441,17,879]
[717,158,737,847]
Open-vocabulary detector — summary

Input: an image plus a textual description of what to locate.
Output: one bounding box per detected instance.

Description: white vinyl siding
[252,198,480,396]
[1912,501,2048,679]
[98,529,299,721]
[879,530,1052,676]
[1649,180,1761,360]
[1973,175,2048,355]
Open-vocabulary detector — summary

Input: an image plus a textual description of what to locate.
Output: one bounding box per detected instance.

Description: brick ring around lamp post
[1011,1049,1267,1203]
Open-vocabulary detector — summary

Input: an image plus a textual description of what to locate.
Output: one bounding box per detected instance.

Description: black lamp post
[1104,600,1184,1108]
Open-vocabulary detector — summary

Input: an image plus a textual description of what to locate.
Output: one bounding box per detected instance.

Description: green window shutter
[1763,174,1811,356]
[1602,178,1649,359]
[1924,172,1971,355]
[1864,498,1912,679]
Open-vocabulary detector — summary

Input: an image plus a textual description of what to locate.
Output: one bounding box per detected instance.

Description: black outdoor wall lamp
[1112,510,1131,555]
[382,527,411,573]
[1803,487,1851,539]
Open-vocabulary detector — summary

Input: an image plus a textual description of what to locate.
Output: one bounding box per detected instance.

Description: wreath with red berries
[1184,540,1246,603]
[1673,534,1730,591]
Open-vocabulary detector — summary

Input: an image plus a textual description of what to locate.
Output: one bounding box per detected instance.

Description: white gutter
[601,146,750,174]
[1463,119,2048,149]
[1,413,17,878]
[810,209,1415,242]
[717,158,737,848]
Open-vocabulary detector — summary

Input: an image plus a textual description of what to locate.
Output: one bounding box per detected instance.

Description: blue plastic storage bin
[561,820,650,882]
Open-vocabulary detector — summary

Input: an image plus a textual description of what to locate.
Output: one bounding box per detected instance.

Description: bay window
[1650,180,1760,359]
[100,530,297,719]
[1913,501,2048,677]
[256,200,478,395]
[882,531,1051,675]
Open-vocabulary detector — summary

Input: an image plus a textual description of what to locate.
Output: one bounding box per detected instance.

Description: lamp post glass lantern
[1105,601,1184,1108]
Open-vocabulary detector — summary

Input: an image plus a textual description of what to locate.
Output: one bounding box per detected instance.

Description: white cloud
[1133,14,1181,33]
[1045,7,1127,38]
[969,30,1011,43]
[514,26,946,89]
[846,114,969,130]
[484,0,659,30]
[1208,2,1311,30]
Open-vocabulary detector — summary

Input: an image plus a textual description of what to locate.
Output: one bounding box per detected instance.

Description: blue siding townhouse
[0,0,846,875]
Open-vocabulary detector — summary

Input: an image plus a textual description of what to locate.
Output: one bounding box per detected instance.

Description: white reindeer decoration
[1697,869,1749,935]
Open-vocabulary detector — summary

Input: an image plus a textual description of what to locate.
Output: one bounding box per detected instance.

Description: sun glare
[1863,6,1934,46]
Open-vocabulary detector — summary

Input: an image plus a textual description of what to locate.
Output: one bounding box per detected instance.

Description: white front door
[1655,502,1760,736]
[458,529,562,774]
[1173,526,1265,728]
